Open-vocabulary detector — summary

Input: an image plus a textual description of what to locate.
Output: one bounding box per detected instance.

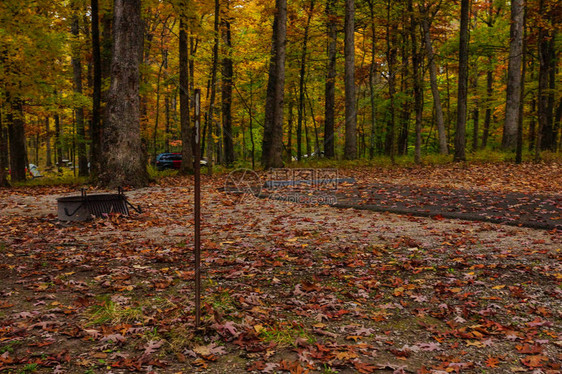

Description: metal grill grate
[57,188,139,221]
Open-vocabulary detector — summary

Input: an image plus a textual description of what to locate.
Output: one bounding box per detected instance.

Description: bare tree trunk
[0,114,9,187]
[7,98,27,182]
[472,75,480,152]
[502,0,524,151]
[262,0,287,169]
[537,0,558,154]
[482,66,492,148]
[398,29,410,156]
[516,9,527,164]
[420,4,447,155]
[54,110,63,171]
[296,87,302,160]
[384,0,397,162]
[165,94,170,153]
[99,0,148,188]
[298,0,315,161]
[222,4,234,166]
[90,0,102,178]
[408,0,423,164]
[528,98,536,151]
[287,97,293,160]
[324,0,336,159]
[179,17,193,175]
[45,117,52,168]
[206,0,220,173]
[344,0,357,159]
[71,6,89,177]
[249,76,255,169]
[306,84,321,155]
[367,0,377,159]
[454,0,469,162]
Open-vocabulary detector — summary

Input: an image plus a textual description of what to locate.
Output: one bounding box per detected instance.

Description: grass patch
[86,295,143,326]
[258,322,315,347]
[147,164,178,180]
[205,289,238,316]
[11,170,89,187]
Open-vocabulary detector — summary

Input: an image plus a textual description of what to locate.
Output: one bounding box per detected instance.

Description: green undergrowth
[10,168,89,187]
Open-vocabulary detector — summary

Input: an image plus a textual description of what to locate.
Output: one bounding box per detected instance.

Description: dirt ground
[0,164,561,373]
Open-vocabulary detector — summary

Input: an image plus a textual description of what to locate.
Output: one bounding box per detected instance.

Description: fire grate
[57,188,141,221]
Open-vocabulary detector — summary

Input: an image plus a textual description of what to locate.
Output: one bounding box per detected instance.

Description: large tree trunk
[537,0,557,153]
[502,0,524,151]
[71,7,89,176]
[344,0,357,159]
[179,17,193,175]
[324,0,336,159]
[99,0,148,188]
[90,0,102,178]
[420,4,448,155]
[222,6,234,166]
[7,98,27,182]
[261,0,287,169]
[454,0,470,162]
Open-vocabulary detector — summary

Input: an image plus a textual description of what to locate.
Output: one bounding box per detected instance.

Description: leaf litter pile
[0,163,560,373]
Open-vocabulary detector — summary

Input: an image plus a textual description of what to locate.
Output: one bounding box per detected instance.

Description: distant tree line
[0,0,560,187]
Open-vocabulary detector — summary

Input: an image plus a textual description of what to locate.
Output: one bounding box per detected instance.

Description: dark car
[155,153,208,171]
[155,153,182,170]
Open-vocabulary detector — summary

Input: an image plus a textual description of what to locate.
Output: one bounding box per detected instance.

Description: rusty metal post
[193,89,201,327]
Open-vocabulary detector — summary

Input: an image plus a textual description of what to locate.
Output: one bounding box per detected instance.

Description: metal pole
[193,89,201,327]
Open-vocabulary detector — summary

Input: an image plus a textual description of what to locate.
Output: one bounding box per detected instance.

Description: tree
[178,4,193,175]
[71,1,89,176]
[206,0,220,173]
[261,0,287,169]
[408,0,423,164]
[297,0,315,161]
[7,98,27,182]
[90,0,102,178]
[0,115,9,187]
[536,0,558,153]
[502,0,524,151]
[454,0,470,162]
[324,0,336,159]
[420,1,448,155]
[344,0,357,160]
[222,0,234,166]
[384,0,397,160]
[99,0,149,188]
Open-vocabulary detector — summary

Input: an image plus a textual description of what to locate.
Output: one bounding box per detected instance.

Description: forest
[0,0,560,187]
[1,1,562,372]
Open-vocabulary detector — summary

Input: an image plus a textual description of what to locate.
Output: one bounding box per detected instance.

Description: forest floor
[0,162,560,373]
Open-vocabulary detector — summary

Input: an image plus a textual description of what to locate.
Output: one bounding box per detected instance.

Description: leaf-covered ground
[0,163,560,373]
